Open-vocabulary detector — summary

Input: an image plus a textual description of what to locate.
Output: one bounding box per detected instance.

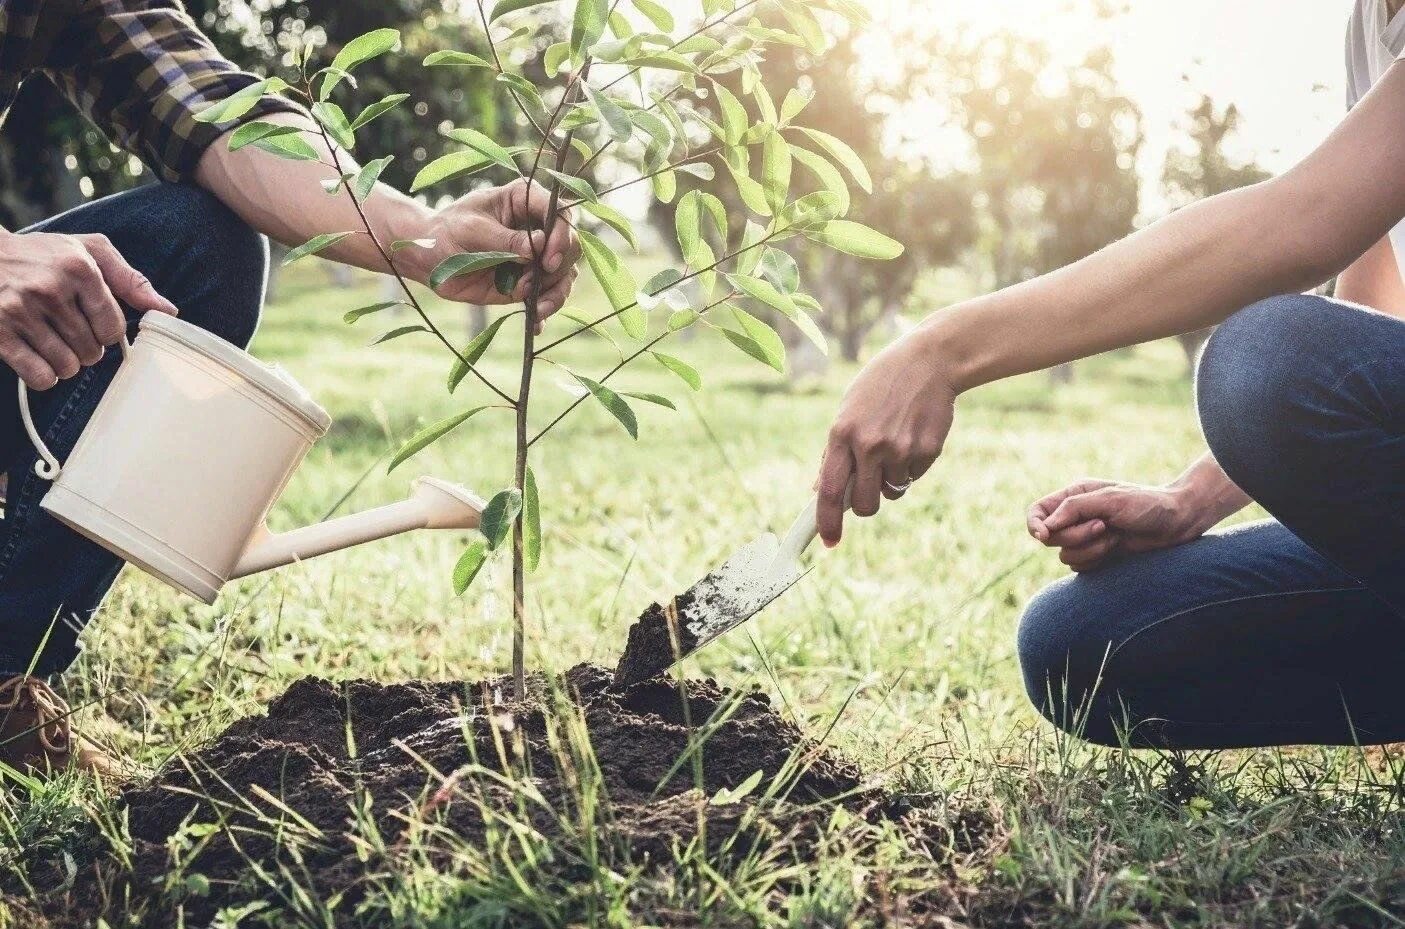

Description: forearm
[192,112,437,284]
[924,178,1335,393]
[1169,452,1252,532]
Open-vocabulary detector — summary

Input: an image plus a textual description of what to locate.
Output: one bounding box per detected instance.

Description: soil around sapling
[26,663,911,927]
[613,590,701,686]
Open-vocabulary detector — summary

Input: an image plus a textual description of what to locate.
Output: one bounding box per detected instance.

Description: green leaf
[523,466,542,572]
[791,306,829,355]
[632,0,674,30]
[453,541,489,594]
[578,228,643,338]
[729,272,796,317]
[804,220,904,259]
[571,0,608,58]
[444,127,520,174]
[722,307,786,372]
[644,268,683,293]
[651,168,677,205]
[194,78,288,124]
[496,263,523,296]
[622,391,675,410]
[497,72,547,117]
[423,50,493,68]
[373,325,428,344]
[227,121,301,152]
[651,351,702,390]
[778,190,844,229]
[349,93,409,131]
[712,83,747,144]
[312,101,355,150]
[343,301,402,324]
[429,251,521,290]
[573,373,638,438]
[449,314,516,392]
[411,150,492,192]
[791,145,850,214]
[327,29,401,93]
[582,84,631,143]
[582,201,638,251]
[622,52,696,73]
[726,160,771,217]
[760,247,800,293]
[544,168,597,202]
[390,408,491,472]
[720,328,782,372]
[779,87,814,124]
[315,68,356,99]
[283,232,353,265]
[760,132,792,214]
[668,309,700,331]
[352,156,392,202]
[710,768,764,805]
[490,0,557,21]
[794,127,871,193]
[676,162,716,182]
[252,133,321,161]
[675,190,701,265]
[544,42,571,77]
[480,489,523,550]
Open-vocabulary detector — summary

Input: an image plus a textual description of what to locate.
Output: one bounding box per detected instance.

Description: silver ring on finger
[883,478,913,495]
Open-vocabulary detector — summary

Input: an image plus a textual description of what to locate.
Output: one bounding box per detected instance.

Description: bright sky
[926,0,1351,212]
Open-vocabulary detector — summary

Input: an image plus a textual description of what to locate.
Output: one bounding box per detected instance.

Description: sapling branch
[527,292,737,447]
[304,88,518,407]
[560,144,723,209]
[534,225,789,354]
[508,52,593,699]
[475,0,548,137]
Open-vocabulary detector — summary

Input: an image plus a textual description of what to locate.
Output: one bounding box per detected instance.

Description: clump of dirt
[42,664,868,926]
[613,591,699,687]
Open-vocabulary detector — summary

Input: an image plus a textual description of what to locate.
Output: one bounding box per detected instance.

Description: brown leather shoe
[0,676,120,779]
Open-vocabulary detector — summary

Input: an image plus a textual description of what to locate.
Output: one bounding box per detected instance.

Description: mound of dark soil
[43,665,869,926]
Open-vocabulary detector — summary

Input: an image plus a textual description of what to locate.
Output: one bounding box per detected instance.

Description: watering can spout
[231,478,485,580]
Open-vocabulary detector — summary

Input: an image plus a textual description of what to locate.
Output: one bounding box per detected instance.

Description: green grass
[4,261,1405,927]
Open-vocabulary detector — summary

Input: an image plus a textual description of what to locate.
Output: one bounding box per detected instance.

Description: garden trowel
[613,495,823,686]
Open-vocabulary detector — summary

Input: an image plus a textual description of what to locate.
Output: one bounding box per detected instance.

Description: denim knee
[1196,294,1337,500]
[133,184,267,348]
[1017,577,1117,741]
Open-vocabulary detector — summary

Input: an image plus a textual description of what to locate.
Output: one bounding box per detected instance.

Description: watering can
[16,312,486,604]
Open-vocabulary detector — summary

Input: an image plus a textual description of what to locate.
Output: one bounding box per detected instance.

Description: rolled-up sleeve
[42,0,306,182]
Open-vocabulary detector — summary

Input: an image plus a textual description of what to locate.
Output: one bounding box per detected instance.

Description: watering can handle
[17,335,131,480]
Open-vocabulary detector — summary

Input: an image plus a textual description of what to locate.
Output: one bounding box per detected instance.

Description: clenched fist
[0,230,177,389]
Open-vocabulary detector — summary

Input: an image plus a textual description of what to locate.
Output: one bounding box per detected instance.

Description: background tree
[1162,92,1271,370]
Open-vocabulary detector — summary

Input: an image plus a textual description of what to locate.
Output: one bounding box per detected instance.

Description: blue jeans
[0,183,266,676]
[1018,294,1405,749]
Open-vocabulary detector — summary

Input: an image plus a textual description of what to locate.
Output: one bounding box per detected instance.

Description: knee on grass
[1016,578,1126,747]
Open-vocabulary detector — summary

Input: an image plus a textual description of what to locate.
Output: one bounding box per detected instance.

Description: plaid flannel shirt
[0,0,302,182]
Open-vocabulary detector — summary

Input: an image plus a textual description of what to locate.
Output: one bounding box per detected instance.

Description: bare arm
[1335,234,1405,316]
[816,61,1405,545]
[193,112,579,317]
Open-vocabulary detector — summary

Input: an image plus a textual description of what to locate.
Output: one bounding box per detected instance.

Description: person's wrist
[379,196,438,286]
[911,311,983,396]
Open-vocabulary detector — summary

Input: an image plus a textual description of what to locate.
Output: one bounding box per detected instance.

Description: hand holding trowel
[613,492,839,687]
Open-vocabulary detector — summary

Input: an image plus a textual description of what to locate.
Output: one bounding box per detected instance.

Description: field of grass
[4,261,1405,927]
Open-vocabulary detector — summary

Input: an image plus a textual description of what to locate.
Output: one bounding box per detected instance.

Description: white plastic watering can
[16,313,486,604]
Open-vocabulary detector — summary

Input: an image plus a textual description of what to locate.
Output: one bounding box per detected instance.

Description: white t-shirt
[1347,0,1405,260]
